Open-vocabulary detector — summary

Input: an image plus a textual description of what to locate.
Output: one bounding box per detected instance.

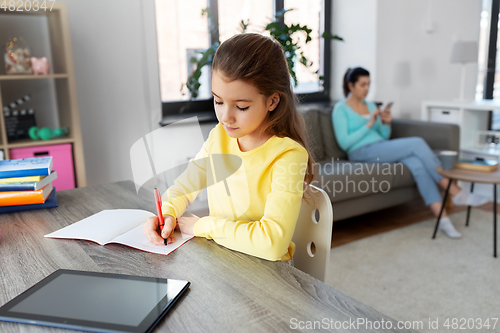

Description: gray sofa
[300,105,459,221]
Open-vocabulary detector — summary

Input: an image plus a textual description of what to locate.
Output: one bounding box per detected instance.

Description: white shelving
[422,100,500,197]
[421,100,497,154]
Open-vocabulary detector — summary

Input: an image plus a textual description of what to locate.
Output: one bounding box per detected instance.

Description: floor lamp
[450,41,478,102]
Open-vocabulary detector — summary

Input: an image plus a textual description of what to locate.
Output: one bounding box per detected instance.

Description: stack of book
[0,157,58,213]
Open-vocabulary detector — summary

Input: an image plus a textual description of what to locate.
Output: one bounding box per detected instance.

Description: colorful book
[0,157,52,179]
[0,188,57,213]
[0,175,47,183]
[0,171,57,191]
[455,159,498,172]
[0,183,53,207]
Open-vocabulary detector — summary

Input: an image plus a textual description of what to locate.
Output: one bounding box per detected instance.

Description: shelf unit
[0,2,86,187]
[421,100,500,197]
[421,100,494,153]
[0,73,68,80]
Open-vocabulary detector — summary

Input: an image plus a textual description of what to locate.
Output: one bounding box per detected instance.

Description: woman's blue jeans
[348,137,444,206]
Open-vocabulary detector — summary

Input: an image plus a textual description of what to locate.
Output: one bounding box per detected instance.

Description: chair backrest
[292,184,333,282]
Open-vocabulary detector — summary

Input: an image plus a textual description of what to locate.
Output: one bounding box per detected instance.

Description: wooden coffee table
[434,166,500,257]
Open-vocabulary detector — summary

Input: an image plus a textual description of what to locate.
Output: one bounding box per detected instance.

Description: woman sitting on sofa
[332,67,489,239]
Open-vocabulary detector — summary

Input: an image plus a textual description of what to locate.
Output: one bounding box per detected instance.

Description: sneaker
[438,218,462,238]
[452,190,490,207]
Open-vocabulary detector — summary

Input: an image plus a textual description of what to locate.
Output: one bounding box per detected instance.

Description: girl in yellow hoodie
[143,33,318,263]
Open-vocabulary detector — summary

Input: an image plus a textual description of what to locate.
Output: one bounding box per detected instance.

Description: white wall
[61,0,161,186]
[331,0,378,101]
[331,0,482,119]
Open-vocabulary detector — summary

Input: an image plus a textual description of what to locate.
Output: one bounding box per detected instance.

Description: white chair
[291,184,333,282]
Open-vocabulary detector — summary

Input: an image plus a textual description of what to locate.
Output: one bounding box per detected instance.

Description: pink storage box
[9,144,76,190]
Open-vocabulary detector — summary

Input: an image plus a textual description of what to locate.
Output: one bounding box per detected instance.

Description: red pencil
[154,188,167,245]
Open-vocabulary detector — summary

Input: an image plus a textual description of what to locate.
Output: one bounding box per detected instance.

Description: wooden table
[434,166,500,257]
[0,181,417,333]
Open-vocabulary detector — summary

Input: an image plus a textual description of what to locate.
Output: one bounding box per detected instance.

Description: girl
[143,33,317,262]
[333,67,489,239]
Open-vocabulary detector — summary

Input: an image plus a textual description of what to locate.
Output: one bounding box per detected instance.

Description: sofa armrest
[391,119,460,151]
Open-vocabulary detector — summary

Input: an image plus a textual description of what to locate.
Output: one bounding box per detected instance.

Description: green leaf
[290,69,298,86]
[240,19,250,32]
[265,21,282,35]
[275,8,295,19]
[322,31,343,41]
[300,54,307,66]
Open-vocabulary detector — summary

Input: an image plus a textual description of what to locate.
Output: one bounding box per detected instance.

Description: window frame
[481,0,499,130]
[484,0,499,101]
[159,0,332,124]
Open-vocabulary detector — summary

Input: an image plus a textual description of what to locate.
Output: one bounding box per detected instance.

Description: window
[284,0,323,94]
[476,0,500,130]
[476,0,498,102]
[154,0,333,123]
[155,0,211,102]
[475,0,491,101]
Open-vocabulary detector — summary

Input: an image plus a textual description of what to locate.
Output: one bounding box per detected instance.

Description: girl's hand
[367,108,381,128]
[380,107,392,124]
[177,216,200,236]
[143,214,177,245]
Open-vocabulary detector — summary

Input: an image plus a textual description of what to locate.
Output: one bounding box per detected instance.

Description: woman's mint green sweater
[332,100,391,154]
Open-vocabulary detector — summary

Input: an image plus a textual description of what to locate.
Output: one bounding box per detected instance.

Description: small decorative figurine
[31,57,50,75]
[4,37,32,74]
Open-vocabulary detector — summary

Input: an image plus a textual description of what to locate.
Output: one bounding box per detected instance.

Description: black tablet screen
[0,270,190,332]
[11,273,173,326]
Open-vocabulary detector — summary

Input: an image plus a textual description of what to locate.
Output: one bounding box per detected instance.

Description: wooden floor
[331,197,499,248]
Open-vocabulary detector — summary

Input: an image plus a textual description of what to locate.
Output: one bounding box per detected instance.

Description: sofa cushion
[314,160,416,203]
[301,109,325,161]
[318,110,347,160]
[391,119,460,152]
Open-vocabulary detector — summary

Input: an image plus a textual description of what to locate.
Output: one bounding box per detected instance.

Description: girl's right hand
[367,108,381,128]
[143,214,177,245]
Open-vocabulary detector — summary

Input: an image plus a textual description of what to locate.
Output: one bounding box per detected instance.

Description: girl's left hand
[380,108,392,124]
[177,217,200,235]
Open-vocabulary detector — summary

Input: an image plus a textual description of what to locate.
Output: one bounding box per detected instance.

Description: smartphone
[383,102,393,112]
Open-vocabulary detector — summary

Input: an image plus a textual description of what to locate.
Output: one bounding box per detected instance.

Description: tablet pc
[0,269,190,333]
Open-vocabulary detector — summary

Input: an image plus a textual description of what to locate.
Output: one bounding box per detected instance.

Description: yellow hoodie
[161,123,308,262]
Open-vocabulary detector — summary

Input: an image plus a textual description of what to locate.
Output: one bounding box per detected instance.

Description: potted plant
[181,8,343,108]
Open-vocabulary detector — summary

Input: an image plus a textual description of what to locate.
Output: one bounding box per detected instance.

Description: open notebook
[44,209,194,255]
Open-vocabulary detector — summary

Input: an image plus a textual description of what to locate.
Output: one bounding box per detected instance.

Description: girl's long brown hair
[212,33,318,199]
